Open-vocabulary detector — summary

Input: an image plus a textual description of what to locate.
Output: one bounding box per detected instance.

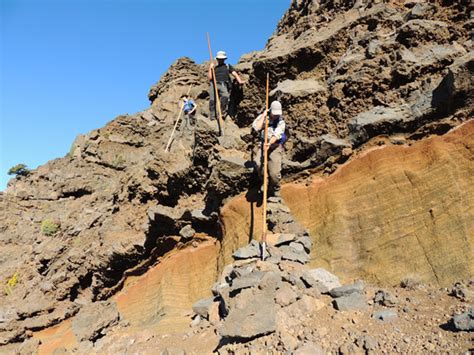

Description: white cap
[270,101,282,115]
[216,51,227,59]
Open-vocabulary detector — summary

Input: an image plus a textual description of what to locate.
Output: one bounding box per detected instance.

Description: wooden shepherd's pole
[206,32,224,136]
[261,73,270,260]
[164,85,193,153]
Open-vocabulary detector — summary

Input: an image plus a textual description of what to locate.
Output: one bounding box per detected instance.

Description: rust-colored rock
[282,121,474,286]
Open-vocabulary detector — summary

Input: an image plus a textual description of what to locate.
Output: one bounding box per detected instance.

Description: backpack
[269,116,289,145]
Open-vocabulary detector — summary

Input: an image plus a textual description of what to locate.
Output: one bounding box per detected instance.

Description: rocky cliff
[0,0,472,353]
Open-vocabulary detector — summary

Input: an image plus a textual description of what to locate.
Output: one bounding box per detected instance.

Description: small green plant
[41,219,59,236]
[4,273,19,295]
[7,164,30,177]
[111,154,125,169]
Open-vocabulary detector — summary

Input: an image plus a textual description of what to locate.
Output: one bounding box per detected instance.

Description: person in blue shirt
[180,94,197,135]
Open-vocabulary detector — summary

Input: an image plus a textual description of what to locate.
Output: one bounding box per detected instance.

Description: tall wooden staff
[206,32,224,136]
[165,85,193,153]
[261,73,270,260]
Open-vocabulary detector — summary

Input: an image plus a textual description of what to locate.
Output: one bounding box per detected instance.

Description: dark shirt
[213,63,235,83]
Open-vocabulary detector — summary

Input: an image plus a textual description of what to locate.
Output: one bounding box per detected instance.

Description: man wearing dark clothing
[208,50,244,120]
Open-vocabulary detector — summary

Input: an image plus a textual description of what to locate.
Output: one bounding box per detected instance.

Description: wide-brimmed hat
[270,101,282,115]
[216,51,227,60]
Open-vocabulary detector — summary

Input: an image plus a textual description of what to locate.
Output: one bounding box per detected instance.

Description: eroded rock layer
[114,240,219,333]
[220,121,474,286]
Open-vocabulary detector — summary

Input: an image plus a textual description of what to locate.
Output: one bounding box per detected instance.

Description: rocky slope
[0,0,472,353]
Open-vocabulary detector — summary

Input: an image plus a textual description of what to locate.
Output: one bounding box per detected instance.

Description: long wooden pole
[165,85,193,153]
[206,32,224,136]
[261,73,270,260]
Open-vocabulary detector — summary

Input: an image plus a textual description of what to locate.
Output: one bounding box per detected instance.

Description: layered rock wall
[220,121,474,286]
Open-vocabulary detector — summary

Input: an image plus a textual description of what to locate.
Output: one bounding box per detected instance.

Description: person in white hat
[252,100,286,198]
[208,50,244,120]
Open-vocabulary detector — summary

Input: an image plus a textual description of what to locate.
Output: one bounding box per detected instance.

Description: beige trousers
[255,144,283,192]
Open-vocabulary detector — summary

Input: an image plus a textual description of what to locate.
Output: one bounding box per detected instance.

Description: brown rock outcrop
[0,0,472,351]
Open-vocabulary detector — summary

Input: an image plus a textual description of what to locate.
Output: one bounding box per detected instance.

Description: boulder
[192,297,215,319]
[229,271,265,295]
[333,293,368,311]
[279,245,309,264]
[274,233,298,246]
[233,240,261,260]
[147,205,182,225]
[453,309,474,331]
[219,289,276,339]
[301,268,341,293]
[348,105,410,146]
[289,242,305,253]
[329,280,365,298]
[294,235,312,253]
[374,289,397,307]
[72,301,120,342]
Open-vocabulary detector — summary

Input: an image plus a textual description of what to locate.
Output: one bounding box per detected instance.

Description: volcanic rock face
[0,0,473,352]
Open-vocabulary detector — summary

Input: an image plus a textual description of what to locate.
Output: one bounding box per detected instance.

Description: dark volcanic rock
[233,240,261,260]
[333,293,368,311]
[453,308,474,331]
[219,289,276,340]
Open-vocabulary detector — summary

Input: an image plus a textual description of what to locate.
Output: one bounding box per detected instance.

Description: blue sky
[0,0,290,190]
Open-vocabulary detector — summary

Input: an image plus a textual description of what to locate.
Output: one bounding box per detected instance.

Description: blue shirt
[183,99,195,114]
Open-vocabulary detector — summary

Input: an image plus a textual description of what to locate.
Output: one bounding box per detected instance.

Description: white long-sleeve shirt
[252,114,286,143]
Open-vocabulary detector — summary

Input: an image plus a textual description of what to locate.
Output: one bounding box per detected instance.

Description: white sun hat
[216,51,227,59]
[270,101,283,115]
